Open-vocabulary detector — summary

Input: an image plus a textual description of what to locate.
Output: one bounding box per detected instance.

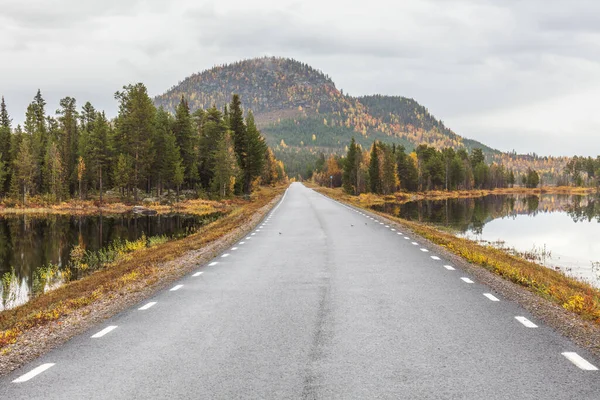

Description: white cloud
[0,0,599,156]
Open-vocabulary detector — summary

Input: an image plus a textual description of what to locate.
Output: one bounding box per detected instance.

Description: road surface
[2,182,600,399]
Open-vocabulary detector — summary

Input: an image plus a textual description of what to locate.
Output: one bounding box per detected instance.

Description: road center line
[483,293,499,301]
[138,302,157,310]
[444,265,455,270]
[192,272,204,277]
[91,325,118,338]
[460,277,474,283]
[209,262,218,266]
[562,352,598,370]
[515,316,538,328]
[12,363,55,383]
[170,285,183,291]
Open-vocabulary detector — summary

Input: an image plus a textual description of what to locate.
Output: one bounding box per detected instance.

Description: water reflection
[0,212,219,310]
[372,193,600,286]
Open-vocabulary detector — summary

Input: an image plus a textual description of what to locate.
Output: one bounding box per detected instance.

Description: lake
[372,193,600,286]
[0,212,220,311]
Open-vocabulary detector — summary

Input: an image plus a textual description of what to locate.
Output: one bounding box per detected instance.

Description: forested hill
[154,57,495,152]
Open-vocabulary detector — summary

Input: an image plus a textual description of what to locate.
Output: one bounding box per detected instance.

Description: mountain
[154,57,564,179]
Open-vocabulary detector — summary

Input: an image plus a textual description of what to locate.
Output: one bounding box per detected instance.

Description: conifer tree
[113,153,132,199]
[43,141,66,202]
[173,96,198,187]
[381,144,399,195]
[369,141,381,194]
[12,136,37,204]
[210,132,238,197]
[342,137,360,194]
[243,111,267,194]
[87,112,110,202]
[57,97,79,195]
[0,97,12,194]
[199,107,227,188]
[114,83,156,201]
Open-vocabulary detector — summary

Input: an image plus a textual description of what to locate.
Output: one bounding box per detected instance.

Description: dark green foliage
[369,142,382,194]
[522,168,540,188]
[243,112,267,194]
[173,96,198,186]
[396,147,418,191]
[342,137,359,194]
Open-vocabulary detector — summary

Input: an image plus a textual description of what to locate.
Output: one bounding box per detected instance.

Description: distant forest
[314,138,600,194]
[0,89,286,205]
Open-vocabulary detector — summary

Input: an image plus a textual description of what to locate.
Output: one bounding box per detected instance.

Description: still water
[372,194,600,286]
[0,212,219,310]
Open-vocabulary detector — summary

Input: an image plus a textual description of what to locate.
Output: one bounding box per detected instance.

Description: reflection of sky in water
[461,212,600,286]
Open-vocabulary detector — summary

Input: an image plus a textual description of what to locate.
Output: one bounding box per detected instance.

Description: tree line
[0,88,286,205]
[312,139,534,194]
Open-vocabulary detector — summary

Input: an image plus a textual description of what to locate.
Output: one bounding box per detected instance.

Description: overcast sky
[1,0,599,156]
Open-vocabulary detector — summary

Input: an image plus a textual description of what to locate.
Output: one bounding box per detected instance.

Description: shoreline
[0,185,287,376]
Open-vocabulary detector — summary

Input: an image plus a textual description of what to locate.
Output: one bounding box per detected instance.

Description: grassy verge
[0,185,285,349]
[315,187,600,324]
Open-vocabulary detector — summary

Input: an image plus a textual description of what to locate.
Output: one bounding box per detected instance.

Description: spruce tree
[114,83,156,201]
[210,132,238,197]
[369,141,381,194]
[57,97,79,196]
[173,96,198,187]
[342,137,359,194]
[243,111,267,194]
[12,136,37,204]
[43,141,66,202]
[229,94,247,190]
[198,107,227,188]
[87,112,110,202]
[0,97,12,195]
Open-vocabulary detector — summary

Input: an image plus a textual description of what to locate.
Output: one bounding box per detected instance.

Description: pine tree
[243,111,267,194]
[229,94,247,166]
[381,144,399,195]
[114,83,156,201]
[57,97,79,196]
[369,141,381,194]
[342,137,359,194]
[173,96,198,187]
[210,132,238,197]
[12,136,37,204]
[43,141,66,202]
[113,154,132,199]
[87,112,110,202]
[0,97,12,195]
[199,107,227,188]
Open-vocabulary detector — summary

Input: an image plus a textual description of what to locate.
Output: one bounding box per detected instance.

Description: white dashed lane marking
[138,302,157,310]
[239,242,245,245]
[231,247,238,251]
[170,285,183,291]
[483,293,499,302]
[91,325,118,338]
[515,316,538,328]
[412,242,418,245]
[431,256,441,260]
[12,363,55,383]
[444,265,455,270]
[209,262,218,266]
[404,237,410,240]
[246,237,251,240]
[461,277,474,283]
[562,352,598,371]
[192,272,203,277]
[420,248,429,252]
[221,254,230,258]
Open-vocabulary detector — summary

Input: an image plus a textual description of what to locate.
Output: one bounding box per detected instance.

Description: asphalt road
[2,182,600,399]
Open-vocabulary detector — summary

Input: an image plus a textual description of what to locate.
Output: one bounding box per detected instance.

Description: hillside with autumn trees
[154,57,578,182]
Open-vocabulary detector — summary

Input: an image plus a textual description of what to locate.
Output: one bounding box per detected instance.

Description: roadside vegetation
[316,187,600,325]
[0,185,285,350]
